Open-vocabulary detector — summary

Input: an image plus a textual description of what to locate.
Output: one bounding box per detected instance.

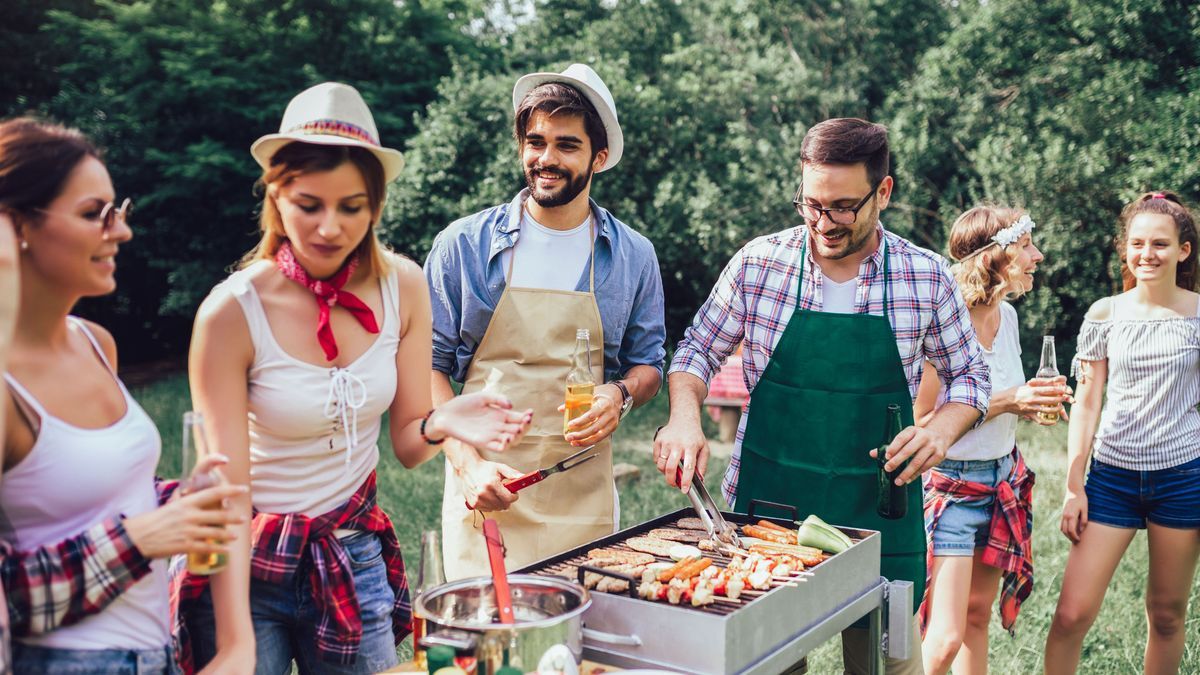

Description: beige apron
[441,215,614,580]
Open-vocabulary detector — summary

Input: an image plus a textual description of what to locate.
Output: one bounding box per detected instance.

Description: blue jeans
[926,454,1016,556]
[12,643,178,675]
[190,531,399,675]
[1085,454,1200,529]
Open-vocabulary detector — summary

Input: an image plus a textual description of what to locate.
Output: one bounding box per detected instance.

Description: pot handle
[582,627,643,647]
[419,627,479,652]
[577,565,638,599]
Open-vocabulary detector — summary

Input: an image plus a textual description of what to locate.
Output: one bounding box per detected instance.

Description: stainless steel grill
[517,505,913,674]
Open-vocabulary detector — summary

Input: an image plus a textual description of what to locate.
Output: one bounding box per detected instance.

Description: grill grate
[520,512,835,617]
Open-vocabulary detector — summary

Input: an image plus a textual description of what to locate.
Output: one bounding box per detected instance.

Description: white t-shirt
[502,211,594,290]
[819,272,858,313]
[945,302,1025,461]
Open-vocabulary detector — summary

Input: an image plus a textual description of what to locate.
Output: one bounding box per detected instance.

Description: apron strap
[796,228,891,312]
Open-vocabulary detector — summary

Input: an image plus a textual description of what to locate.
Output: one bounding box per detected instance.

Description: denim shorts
[189,531,399,675]
[926,454,1015,557]
[1084,454,1200,529]
[12,643,179,675]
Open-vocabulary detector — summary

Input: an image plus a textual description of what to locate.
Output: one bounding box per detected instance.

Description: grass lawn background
[138,374,1199,673]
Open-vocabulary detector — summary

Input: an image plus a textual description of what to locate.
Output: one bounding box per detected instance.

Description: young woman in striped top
[1044,191,1200,675]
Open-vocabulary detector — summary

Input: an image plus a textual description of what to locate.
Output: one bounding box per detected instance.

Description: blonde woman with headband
[913,206,1069,675]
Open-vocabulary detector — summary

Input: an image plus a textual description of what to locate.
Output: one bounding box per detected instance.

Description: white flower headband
[957,214,1036,261]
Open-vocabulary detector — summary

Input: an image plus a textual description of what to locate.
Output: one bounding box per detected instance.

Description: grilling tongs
[678,466,742,550]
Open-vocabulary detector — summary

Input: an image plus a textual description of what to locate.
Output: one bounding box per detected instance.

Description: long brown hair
[240,141,391,276]
[948,205,1031,307]
[1117,191,1198,291]
[0,117,100,218]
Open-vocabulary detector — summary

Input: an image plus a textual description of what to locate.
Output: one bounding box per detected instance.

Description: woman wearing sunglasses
[180,83,531,674]
[0,116,248,674]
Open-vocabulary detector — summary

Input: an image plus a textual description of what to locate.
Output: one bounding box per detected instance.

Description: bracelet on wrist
[420,409,445,445]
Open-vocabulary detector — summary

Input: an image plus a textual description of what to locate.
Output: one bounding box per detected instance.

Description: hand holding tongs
[677,465,742,550]
[466,445,598,510]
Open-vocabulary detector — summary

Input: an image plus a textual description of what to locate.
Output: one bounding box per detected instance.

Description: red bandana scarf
[275,241,379,361]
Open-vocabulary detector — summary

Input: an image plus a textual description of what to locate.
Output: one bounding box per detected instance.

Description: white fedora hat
[512,64,623,172]
[251,82,405,182]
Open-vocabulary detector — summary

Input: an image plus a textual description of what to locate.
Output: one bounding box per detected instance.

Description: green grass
[136,374,1199,673]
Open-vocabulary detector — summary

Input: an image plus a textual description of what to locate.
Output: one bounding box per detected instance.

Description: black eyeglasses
[792,179,882,226]
[37,198,133,234]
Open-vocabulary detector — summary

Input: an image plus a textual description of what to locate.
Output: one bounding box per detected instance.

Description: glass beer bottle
[1036,335,1060,425]
[876,404,908,520]
[412,530,446,669]
[563,328,596,435]
[181,411,229,575]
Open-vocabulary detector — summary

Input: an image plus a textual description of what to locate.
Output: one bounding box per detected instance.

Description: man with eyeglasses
[655,118,989,674]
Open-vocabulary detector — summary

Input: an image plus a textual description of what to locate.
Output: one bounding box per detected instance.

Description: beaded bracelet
[420,409,445,445]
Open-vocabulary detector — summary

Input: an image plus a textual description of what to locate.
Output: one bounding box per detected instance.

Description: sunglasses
[37,197,133,235]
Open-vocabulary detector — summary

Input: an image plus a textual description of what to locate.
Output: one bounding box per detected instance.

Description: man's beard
[816,203,879,260]
[525,164,593,207]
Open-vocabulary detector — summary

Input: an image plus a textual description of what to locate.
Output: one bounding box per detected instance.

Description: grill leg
[867,605,885,675]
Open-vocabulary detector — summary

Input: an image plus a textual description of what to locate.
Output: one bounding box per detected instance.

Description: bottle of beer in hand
[563,328,596,435]
[1036,335,1060,425]
[876,404,907,520]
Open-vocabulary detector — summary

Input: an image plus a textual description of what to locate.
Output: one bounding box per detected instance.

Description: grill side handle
[746,498,799,522]
[577,565,639,599]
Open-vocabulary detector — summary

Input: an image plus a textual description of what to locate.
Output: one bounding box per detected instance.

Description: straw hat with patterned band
[251,82,405,182]
[512,63,623,172]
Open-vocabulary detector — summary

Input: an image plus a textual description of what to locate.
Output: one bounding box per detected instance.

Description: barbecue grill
[517,502,913,675]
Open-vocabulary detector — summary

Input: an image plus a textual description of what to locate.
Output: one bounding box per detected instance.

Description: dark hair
[800,118,890,186]
[1117,190,1199,291]
[513,82,608,159]
[0,117,101,217]
[242,141,391,277]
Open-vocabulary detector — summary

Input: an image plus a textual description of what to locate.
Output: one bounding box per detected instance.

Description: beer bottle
[411,530,445,670]
[563,328,596,435]
[876,404,907,520]
[1036,335,1060,425]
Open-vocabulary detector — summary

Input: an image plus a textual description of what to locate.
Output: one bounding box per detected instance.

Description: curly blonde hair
[947,205,1031,308]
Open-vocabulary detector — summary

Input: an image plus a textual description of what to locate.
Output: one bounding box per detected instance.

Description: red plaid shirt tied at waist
[170,471,411,673]
[919,447,1035,636]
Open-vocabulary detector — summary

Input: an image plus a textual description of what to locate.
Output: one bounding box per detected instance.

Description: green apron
[736,237,927,602]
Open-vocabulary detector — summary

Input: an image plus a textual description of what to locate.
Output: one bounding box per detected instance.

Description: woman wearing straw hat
[182,82,531,674]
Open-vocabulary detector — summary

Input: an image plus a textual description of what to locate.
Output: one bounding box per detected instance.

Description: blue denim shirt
[425,189,667,383]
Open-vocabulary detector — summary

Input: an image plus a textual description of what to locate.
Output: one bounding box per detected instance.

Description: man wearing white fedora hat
[426,64,666,578]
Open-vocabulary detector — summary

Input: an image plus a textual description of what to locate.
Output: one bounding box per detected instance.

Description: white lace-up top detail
[218,263,400,516]
[324,368,368,467]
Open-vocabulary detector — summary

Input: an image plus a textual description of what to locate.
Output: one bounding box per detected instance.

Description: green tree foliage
[17,0,494,357]
[385,0,952,338]
[885,0,1200,366]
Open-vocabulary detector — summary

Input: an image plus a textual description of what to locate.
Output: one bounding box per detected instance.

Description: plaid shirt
[170,471,410,673]
[920,447,1035,635]
[0,516,152,638]
[670,224,990,505]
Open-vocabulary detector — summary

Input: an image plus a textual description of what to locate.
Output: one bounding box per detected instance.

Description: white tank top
[944,302,1026,461]
[219,263,400,516]
[0,318,168,650]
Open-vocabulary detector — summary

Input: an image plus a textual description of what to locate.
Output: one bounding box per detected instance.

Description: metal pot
[415,574,591,674]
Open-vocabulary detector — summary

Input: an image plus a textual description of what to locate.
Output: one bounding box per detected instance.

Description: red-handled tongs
[482,519,514,624]
[466,445,598,510]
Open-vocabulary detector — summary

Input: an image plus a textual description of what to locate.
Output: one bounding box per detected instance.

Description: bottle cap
[425,645,457,672]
